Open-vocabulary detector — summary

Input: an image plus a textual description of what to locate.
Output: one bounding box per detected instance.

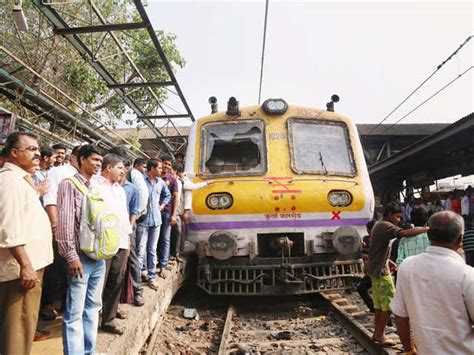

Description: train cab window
[288,118,356,176]
[201,120,267,176]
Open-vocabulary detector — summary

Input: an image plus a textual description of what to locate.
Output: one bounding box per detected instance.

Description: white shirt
[461,195,470,216]
[42,164,78,206]
[130,169,149,217]
[93,176,132,249]
[0,163,53,281]
[391,246,474,355]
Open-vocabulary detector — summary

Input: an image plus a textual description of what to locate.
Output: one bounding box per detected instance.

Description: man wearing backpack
[56,145,105,355]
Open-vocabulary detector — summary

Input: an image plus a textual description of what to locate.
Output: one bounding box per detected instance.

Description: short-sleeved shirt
[390,246,474,354]
[396,232,430,264]
[367,220,401,277]
[161,173,179,215]
[0,163,53,281]
[42,164,78,207]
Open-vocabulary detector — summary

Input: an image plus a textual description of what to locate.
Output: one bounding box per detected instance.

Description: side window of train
[200,120,267,176]
[288,118,356,176]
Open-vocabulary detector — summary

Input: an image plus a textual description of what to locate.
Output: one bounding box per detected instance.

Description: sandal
[372,336,396,347]
[158,270,167,279]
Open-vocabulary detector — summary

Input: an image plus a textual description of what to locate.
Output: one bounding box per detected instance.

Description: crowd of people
[1,131,473,355]
[358,202,474,353]
[0,132,208,355]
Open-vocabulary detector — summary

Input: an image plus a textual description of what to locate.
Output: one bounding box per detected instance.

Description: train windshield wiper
[319,152,328,176]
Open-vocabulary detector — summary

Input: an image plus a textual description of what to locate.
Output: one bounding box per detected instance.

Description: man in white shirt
[391,211,474,354]
[95,154,132,335]
[43,145,81,232]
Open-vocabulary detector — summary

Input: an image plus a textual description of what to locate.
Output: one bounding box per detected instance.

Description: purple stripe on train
[187,218,371,231]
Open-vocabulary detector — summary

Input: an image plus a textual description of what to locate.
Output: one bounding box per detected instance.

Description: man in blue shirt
[121,161,144,306]
[157,156,179,279]
[135,158,171,290]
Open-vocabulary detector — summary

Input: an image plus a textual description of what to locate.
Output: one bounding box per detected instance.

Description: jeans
[63,254,105,355]
[136,225,161,280]
[157,211,171,268]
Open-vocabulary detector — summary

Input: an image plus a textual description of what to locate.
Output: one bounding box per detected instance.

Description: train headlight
[328,190,353,207]
[206,192,233,210]
[208,231,238,260]
[333,226,361,255]
[262,98,288,115]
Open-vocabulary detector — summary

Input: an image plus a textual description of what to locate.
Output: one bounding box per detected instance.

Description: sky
[145,0,473,127]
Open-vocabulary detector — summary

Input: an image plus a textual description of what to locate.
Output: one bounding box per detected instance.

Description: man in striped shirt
[463,219,474,267]
[56,145,104,355]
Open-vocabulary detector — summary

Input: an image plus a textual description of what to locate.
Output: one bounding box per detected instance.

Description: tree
[0,0,185,131]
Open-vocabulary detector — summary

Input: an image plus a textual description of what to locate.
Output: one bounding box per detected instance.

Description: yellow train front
[184,97,374,296]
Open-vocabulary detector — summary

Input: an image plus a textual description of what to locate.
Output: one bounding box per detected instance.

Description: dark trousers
[41,241,67,307]
[466,250,474,267]
[357,275,374,312]
[129,228,143,297]
[170,215,182,258]
[102,249,128,326]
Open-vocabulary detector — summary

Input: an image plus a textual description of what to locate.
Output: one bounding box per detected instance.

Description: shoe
[39,304,58,321]
[164,264,173,271]
[134,295,145,307]
[158,269,167,279]
[148,279,159,290]
[102,323,124,335]
[34,329,51,342]
[116,309,127,320]
[141,272,149,283]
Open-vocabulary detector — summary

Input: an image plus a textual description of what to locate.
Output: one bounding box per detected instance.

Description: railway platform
[31,259,189,355]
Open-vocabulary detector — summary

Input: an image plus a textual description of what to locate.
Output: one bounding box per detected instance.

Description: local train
[184,96,374,295]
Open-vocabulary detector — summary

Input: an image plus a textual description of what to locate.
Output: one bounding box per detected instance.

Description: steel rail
[217,304,235,355]
[319,292,399,355]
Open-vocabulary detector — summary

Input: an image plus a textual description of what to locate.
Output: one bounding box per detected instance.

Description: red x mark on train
[331,211,341,220]
[268,177,302,194]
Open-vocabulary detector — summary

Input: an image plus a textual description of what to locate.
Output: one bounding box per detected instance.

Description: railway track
[318,292,402,355]
[146,285,404,354]
[216,300,360,354]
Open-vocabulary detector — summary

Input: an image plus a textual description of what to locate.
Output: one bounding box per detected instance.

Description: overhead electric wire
[258,0,269,105]
[378,65,473,135]
[369,35,472,134]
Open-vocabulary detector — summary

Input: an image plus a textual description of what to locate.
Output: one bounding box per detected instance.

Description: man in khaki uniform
[0,132,53,355]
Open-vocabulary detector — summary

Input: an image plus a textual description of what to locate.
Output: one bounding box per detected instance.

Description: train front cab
[185,101,374,296]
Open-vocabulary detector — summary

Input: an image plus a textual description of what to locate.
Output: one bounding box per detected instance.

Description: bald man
[391,211,474,354]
